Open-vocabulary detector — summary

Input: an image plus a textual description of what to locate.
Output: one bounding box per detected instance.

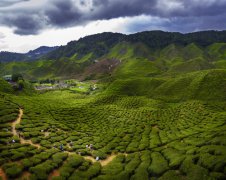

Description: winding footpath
[0,108,119,180]
[13,109,118,166]
[12,109,41,149]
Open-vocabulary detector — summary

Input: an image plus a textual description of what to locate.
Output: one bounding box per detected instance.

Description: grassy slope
[102,42,225,102]
[1,42,226,80]
[0,78,13,94]
[0,86,225,179]
[106,69,226,102]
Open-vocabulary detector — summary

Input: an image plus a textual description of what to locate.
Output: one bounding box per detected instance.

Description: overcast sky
[0,0,225,53]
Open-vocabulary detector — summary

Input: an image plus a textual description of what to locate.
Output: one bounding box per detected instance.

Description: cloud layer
[0,0,225,35]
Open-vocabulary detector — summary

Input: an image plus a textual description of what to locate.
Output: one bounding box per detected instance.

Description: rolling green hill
[0,78,13,94]
[1,31,226,81]
[105,69,226,102]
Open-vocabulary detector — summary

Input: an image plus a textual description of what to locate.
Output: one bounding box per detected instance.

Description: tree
[12,73,23,82]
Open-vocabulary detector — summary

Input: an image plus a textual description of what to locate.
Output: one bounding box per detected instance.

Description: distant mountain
[0,46,59,62]
[0,51,27,62]
[45,30,226,61]
[45,32,124,60]
[27,46,59,59]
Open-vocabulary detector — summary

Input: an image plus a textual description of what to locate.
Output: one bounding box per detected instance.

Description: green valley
[0,31,226,180]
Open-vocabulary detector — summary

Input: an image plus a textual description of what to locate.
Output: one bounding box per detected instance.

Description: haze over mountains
[0,46,59,62]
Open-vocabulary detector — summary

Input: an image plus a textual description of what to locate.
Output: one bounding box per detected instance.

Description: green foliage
[162,148,185,168]
[12,73,23,82]
[1,31,226,81]
[158,170,185,180]
[101,155,125,175]
[69,161,101,180]
[59,155,84,178]
[3,163,23,178]
[0,78,13,93]
[180,156,209,180]
[148,152,169,176]
[106,69,226,102]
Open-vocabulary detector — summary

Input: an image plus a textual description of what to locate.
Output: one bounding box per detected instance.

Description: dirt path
[20,139,41,149]
[9,109,123,180]
[20,171,31,180]
[99,154,117,166]
[11,109,23,136]
[48,169,60,180]
[48,153,118,179]
[11,109,41,149]
[44,132,50,137]
[0,168,7,180]
[68,152,117,166]
[84,156,96,163]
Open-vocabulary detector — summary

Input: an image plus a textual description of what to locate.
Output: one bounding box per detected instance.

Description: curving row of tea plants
[0,90,226,180]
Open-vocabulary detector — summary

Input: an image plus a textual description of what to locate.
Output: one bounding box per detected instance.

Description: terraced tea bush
[69,161,101,180]
[124,153,140,175]
[0,85,225,179]
[162,148,185,168]
[158,170,185,180]
[148,152,169,176]
[2,162,23,178]
[58,154,84,179]
[131,151,151,180]
[180,156,209,180]
[100,154,125,176]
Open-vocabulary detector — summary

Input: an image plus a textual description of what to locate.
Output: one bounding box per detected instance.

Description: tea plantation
[0,81,226,180]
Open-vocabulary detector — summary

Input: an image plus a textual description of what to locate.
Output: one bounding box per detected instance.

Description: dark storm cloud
[93,0,157,19]
[45,0,83,26]
[2,14,45,35]
[0,0,226,35]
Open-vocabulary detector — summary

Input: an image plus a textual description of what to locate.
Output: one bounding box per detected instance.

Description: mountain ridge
[44,30,226,61]
[0,30,226,82]
[0,46,59,62]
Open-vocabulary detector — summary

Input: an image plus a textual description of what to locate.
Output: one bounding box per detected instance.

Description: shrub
[60,155,84,178]
[29,160,57,180]
[209,172,226,180]
[52,152,68,164]
[3,163,23,178]
[69,162,101,180]
[101,155,125,175]
[198,153,226,172]
[148,152,169,176]
[162,148,185,168]
[158,170,184,180]
[22,158,34,169]
[124,154,140,175]
[93,150,107,159]
[180,156,209,180]
[131,151,151,180]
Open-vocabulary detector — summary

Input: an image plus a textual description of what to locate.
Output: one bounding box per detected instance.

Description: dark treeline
[46,30,226,60]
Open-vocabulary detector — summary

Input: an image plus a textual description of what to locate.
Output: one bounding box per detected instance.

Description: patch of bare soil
[79,58,121,80]
[44,132,50,137]
[12,109,41,149]
[21,171,31,180]
[0,168,7,180]
[100,154,117,166]
[48,170,60,180]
